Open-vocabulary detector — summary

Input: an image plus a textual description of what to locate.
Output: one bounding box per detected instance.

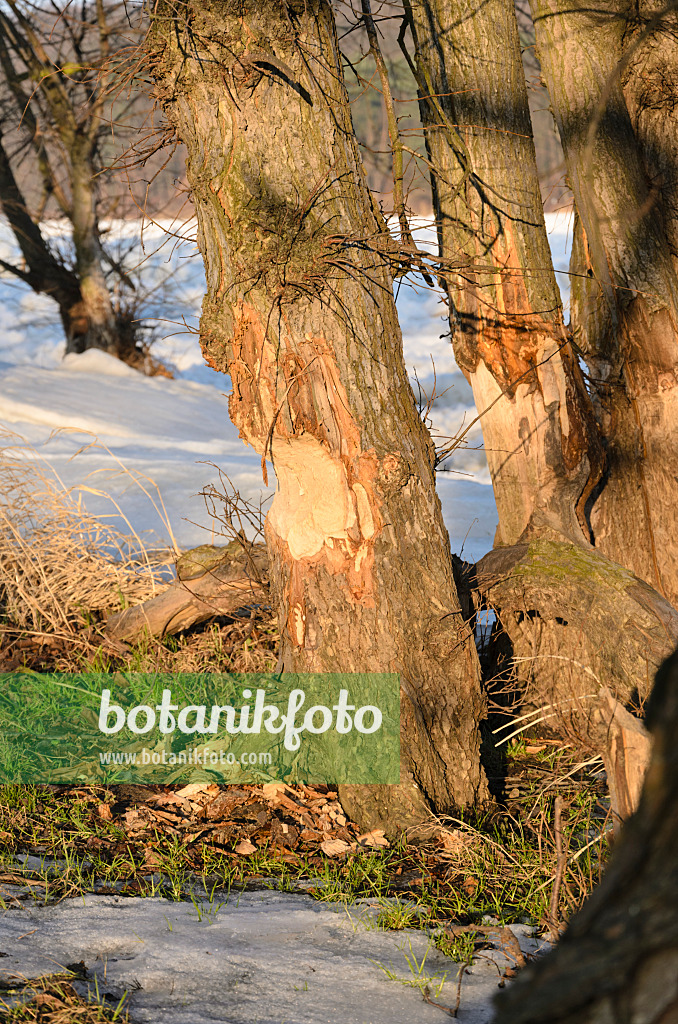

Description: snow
[0,889,549,1023]
[0,212,573,563]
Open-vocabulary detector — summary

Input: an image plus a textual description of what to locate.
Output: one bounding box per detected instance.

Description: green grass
[0,738,611,959]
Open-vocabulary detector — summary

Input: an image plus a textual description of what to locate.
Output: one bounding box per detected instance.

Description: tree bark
[149,0,487,831]
[492,647,678,1024]
[534,0,678,606]
[406,0,602,548]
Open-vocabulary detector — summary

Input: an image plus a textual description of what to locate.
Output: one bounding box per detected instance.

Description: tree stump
[473,540,678,746]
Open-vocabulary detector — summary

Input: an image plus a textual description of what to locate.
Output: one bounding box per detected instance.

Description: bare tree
[0,0,148,360]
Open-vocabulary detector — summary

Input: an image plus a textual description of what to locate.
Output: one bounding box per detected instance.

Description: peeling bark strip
[149,0,487,827]
[533,0,678,606]
[407,0,602,549]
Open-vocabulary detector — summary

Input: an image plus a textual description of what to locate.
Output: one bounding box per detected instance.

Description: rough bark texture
[149,0,487,831]
[534,0,678,606]
[621,0,678,273]
[472,540,678,744]
[67,136,123,357]
[492,647,678,1024]
[407,0,602,548]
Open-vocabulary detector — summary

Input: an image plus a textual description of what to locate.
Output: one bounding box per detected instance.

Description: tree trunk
[534,0,678,606]
[66,134,130,358]
[492,647,678,1024]
[149,0,487,831]
[406,0,602,549]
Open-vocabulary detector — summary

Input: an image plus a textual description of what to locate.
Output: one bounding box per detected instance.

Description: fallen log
[105,542,268,642]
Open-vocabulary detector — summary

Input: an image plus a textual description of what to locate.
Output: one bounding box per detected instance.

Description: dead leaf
[234,839,257,855]
[206,788,249,820]
[142,846,163,870]
[356,829,389,848]
[124,809,146,831]
[320,838,350,857]
[439,830,465,853]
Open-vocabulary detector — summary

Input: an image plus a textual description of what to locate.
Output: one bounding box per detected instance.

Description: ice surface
[0,891,548,1024]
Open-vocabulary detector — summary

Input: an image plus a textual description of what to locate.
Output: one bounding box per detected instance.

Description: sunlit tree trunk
[534,0,678,606]
[406,0,602,548]
[149,0,487,831]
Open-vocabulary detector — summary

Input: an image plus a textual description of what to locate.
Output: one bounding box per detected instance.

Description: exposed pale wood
[408,0,602,547]
[595,688,653,829]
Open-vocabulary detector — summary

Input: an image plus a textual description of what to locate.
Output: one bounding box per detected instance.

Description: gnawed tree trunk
[470,540,678,744]
[492,647,678,1024]
[533,0,678,606]
[406,0,602,548]
[149,0,487,832]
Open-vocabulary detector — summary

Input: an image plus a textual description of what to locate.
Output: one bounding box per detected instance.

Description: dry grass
[0,431,168,635]
[0,430,278,674]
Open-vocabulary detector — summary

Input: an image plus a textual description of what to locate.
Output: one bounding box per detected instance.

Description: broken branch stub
[594,688,652,829]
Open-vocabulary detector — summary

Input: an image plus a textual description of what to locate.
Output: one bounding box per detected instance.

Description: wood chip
[261,782,287,800]
[176,783,219,801]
